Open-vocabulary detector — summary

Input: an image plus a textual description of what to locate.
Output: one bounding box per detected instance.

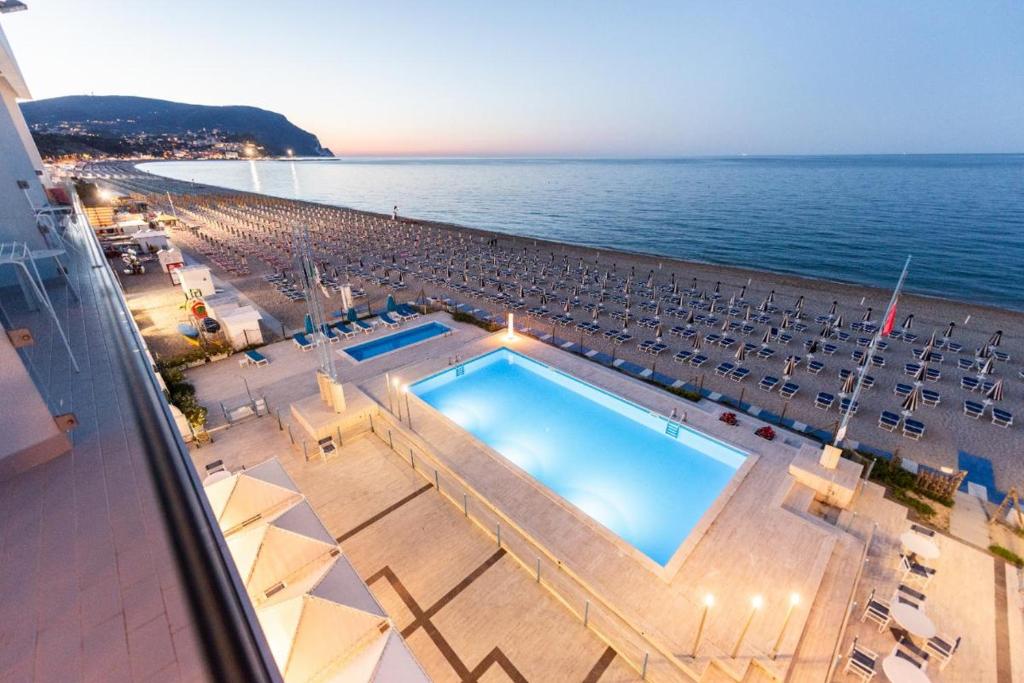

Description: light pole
[691,594,714,657]
[731,595,763,658]
[404,385,413,429]
[771,593,800,660]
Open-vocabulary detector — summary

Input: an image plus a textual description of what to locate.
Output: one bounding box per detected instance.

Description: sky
[3,1,1023,156]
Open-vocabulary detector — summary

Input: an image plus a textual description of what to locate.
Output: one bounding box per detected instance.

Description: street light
[506,312,515,341]
[731,595,763,658]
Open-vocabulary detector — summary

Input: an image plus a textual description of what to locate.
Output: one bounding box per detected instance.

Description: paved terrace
[183,312,1022,681]
[0,233,207,681]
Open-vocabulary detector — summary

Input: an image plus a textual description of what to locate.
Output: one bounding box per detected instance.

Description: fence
[366,408,706,683]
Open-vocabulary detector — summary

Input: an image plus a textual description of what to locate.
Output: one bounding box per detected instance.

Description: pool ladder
[455,365,465,377]
[665,421,680,439]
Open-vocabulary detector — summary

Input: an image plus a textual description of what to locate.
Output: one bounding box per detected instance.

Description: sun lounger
[728,367,750,382]
[756,347,775,359]
[807,360,825,374]
[957,357,975,370]
[351,318,373,333]
[241,349,269,367]
[715,361,735,377]
[894,383,913,398]
[815,392,835,410]
[779,382,800,399]
[963,400,985,418]
[377,313,401,328]
[839,397,859,415]
[903,419,925,440]
[759,376,779,392]
[921,389,940,406]
[960,376,980,391]
[319,324,340,344]
[331,322,357,338]
[822,343,838,355]
[905,363,921,376]
[879,411,901,431]
[992,408,1013,427]
[396,303,421,318]
[673,350,693,364]
[924,368,941,382]
[293,333,315,351]
[689,354,708,367]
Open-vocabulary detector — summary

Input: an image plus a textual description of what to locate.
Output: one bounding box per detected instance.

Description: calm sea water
[139,155,1024,311]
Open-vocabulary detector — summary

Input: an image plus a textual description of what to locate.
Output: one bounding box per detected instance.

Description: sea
[138,155,1024,311]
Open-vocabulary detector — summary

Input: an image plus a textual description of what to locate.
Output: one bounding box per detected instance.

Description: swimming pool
[411,348,746,566]
[343,321,451,361]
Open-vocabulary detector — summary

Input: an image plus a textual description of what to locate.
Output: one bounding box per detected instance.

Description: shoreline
[130,160,1024,319]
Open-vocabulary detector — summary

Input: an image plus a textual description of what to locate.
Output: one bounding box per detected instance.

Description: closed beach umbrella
[685,309,696,327]
[943,322,955,339]
[591,307,600,321]
[346,307,358,323]
[902,313,914,330]
[304,314,314,335]
[807,339,819,355]
[976,344,992,359]
[721,319,729,331]
[828,301,838,317]
[840,372,856,395]
[744,306,752,322]
[985,379,1004,402]
[691,277,698,290]
[691,333,703,350]
[386,295,396,312]
[820,322,833,338]
[901,385,922,414]
[912,363,927,384]
[782,356,797,378]
[978,357,995,375]
[728,294,736,307]
[833,314,844,329]
[862,307,873,322]
[709,300,717,314]
[767,290,775,304]
[761,328,772,346]
[795,295,805,311]
[734,344,747,361]
[988,330,1003,347]
[781,313,791,330]
[714,281,721,294]
[655,324,663,342]
[739,285,747,300]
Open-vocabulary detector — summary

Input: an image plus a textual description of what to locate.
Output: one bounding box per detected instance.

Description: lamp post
[506,312,515,341]
[403,385,413,429]
[771,593,800,660]
[392,377,402,419]
[691,594,714,657]
[731,595,763,658]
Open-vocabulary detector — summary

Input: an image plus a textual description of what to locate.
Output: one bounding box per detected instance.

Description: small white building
[178,264,215,298]
[157,246,184,273]
[114,218,148,236]
[219,305,263,349]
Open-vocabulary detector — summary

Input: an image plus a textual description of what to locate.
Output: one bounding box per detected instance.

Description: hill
[20,95,332,157]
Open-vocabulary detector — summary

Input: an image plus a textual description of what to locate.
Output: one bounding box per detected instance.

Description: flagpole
[833,255,911,445]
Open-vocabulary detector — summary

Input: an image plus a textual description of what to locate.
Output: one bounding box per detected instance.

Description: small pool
[343,321,451,361]
[411,348,745,566]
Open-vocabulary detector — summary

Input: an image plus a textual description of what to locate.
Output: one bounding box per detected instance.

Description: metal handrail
[67,192,281,682]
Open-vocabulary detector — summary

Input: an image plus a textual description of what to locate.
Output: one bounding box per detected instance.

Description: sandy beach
[94,160,1024,496]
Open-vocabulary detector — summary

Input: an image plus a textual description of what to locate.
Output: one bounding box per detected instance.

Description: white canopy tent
[205,459,302,535]
[257,556,428,682]
[226,499,337,602]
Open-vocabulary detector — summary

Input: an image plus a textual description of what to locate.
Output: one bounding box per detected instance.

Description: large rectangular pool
[343,321,451,362]
[411,348,745,565]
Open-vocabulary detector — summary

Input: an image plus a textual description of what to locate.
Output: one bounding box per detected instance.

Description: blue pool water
[412,348,745,565]
[343,321,450,361]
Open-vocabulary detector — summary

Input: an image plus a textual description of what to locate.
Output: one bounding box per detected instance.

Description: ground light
[691,593,714,656]
[506,312,515,341]
[771,593,801,660]
[732,595,763,658]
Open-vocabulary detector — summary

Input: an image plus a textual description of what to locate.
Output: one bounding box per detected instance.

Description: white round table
[901,531,940,560]
[882,654,931,683]
[203,470,231,486]
[891,602,937,640]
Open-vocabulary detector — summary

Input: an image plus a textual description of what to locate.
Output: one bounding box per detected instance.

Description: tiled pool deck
[183,312,1017,681]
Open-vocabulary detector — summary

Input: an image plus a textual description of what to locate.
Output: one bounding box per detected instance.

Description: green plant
[989,545,1024,568]
[450,310,503,332]
[889,489,935,519]
[159,366,208,429]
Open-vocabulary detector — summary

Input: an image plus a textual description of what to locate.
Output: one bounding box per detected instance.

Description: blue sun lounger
[351,318,373,333]
[242,349,268,367]
[293,333,315,351]
[378,313,401,328]
[331,322,357,338]
[879,410,901,431]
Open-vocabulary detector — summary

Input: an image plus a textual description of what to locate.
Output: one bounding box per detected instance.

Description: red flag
[881,302,898,337]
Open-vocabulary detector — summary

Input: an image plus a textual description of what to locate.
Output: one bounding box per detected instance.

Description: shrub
[451,310,503,332]
[889,489,935,519]
[989,545,1024,568]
